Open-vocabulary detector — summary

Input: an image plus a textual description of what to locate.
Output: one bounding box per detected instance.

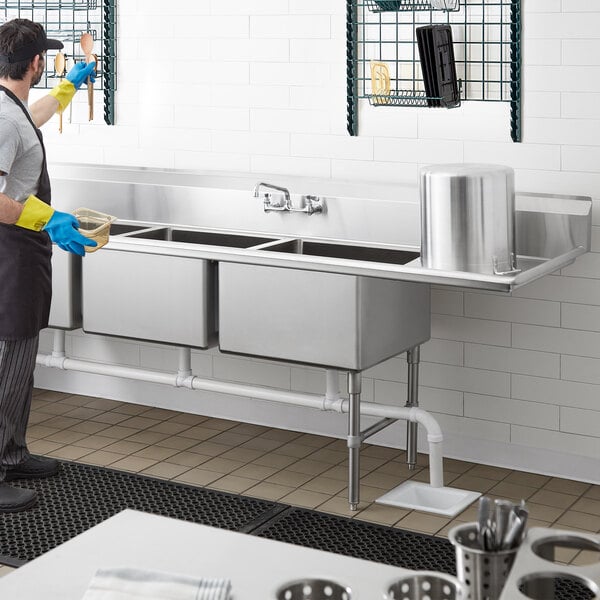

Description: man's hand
[65,61,96,90]
[14,195,97,256]
[46,61,96,115]
[43,211,97,256]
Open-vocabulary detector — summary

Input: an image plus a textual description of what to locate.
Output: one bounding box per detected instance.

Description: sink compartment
[109,223,150,235]
[125,227,171,241]
[81,227,280,347]
[82,249,217,348]
[172,230,276,248]
[219,262,430,370]
[269,239,419,265]
[126,227,277,248]
[49,223,149,330]
[49,250,81,330]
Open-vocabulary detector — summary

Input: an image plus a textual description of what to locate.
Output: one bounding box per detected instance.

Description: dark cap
[0,22,63,64]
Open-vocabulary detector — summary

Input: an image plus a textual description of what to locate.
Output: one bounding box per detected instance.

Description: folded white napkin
[81,567,231,600]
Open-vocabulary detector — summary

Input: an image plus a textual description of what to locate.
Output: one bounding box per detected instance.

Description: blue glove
[65,61,96,90]
[43,210,97,256]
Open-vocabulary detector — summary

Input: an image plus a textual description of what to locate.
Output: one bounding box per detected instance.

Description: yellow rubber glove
[48,79,76,114]
[49,62,97,113]
[14,194,55,231]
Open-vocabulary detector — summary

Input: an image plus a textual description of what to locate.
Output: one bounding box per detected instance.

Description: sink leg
[405,346,421,471]
[347,371,362,511]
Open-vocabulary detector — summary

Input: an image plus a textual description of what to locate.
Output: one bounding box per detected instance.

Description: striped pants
[0,336,38,482]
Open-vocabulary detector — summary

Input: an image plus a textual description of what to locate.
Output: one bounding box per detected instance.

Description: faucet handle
[263,192,288,212]
[262,192,271,212]
[303,195,324,215]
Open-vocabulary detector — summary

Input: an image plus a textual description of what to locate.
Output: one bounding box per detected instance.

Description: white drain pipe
[37,330,445,489]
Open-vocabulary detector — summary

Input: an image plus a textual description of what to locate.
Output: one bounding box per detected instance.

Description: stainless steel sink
[267,239,420,265]
[218,247,430,370]
[82,250,217,348]
[109,223,150,236]
[81,227,279,348]
[125,227,277,248]
[49,250,82,330]
[48,222,150,330]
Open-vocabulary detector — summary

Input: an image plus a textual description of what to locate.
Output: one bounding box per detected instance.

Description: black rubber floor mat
[251,506,457,574]
[0,463,590,600]
[252,509,590,600]
[0,460,285,567]
[519,576,597,600]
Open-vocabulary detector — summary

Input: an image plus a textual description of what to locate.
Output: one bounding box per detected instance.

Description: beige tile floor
[1,387,599,577]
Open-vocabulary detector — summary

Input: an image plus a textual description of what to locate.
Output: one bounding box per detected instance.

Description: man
[0,19,97,512]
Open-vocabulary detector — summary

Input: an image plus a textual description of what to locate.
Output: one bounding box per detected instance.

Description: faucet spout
[253,182,292,209]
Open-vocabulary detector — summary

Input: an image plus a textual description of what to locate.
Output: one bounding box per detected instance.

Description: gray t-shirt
[0,89,44,203]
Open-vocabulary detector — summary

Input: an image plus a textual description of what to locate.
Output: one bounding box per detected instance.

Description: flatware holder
[449,523,518,600]
[275,579,351,599]
[498,527,600,599]
[385,572,466,599]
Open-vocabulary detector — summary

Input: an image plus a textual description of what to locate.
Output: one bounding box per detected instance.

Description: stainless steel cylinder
[276,579,352,600]
[449,523,519,600]
[386,572,465,600]
[420,164,518,275]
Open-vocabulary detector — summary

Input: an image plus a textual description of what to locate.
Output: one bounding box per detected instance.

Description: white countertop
[0,509,421,599]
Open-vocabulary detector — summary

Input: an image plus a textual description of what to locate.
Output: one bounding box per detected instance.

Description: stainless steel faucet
[253,182,325,215]
[253,182,292,211]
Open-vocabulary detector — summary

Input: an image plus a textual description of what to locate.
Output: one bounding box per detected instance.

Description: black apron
[0,85,52,340]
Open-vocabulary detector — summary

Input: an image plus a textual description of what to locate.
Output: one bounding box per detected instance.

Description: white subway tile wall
[37,0,600,477]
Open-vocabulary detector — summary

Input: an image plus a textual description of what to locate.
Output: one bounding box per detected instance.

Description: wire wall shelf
[365,0,460,12]
[4,1,98,10]
[368,81,463,108]
[1,0,116,125]
[347,0,522,141]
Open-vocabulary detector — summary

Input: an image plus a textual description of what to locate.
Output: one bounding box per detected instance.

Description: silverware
[476,496,529,552]
[477,496,491,549]
[494,499,514,549]
[483,520,496,552]
[501,513,524,550]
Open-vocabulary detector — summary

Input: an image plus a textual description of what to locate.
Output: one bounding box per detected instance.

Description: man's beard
[30,62,43,87]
